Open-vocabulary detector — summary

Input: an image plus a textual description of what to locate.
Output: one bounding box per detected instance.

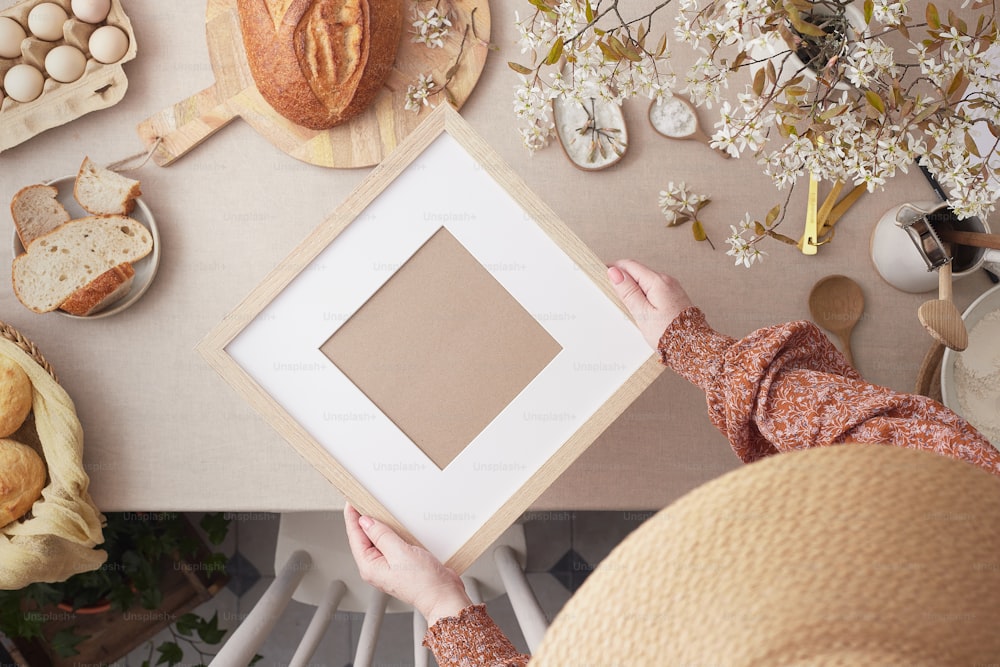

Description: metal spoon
[809,275,865,367]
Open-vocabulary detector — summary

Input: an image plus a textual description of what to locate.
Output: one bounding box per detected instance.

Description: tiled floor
[124,510,652,667]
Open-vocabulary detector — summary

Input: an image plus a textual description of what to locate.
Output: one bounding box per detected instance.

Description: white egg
[0,17,27,59]
[88,24,128,64]
[71,0,111,24]
[27,3,68,42]
[45,44,87,82]
[3,64,45,103]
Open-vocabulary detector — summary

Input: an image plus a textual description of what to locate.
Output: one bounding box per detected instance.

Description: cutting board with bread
[136,0,490,168]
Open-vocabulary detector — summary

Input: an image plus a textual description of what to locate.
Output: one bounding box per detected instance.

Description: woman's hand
[344,504,472,626]
[608,259,694,349]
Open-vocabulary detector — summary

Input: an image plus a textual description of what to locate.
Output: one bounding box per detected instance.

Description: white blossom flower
[411,6,452,48]
[404,73,436,112]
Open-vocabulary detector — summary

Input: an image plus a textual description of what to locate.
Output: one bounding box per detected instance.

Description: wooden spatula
[917,249,968,351]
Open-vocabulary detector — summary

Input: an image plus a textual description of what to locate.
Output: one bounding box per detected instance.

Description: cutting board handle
[136,84,238,167]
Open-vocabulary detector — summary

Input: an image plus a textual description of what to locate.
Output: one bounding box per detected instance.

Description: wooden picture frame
[198,104,662,573]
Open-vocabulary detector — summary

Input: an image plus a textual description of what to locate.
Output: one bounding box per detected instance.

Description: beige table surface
[0,0,990,512]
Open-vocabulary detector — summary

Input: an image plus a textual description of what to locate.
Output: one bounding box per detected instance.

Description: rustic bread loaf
[0,439,46,528]
[0,356,32,439]
[10,184,71,249]
[12,216,153,313]
[237,0,403,130]
[73,157,142,216]
[59,263,136,316]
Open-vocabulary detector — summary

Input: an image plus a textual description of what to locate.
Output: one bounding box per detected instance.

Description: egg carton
[0,0,137,153]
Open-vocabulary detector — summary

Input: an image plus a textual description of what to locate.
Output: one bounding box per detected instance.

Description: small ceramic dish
[941,282,1000,450]
[552,97,628,171]
[11,174,160,319]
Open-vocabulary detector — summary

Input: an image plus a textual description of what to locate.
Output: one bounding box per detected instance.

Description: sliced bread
[73,157,142,215]
[12,216,153,313]
[59,263,136,316]
[10,184,71,248]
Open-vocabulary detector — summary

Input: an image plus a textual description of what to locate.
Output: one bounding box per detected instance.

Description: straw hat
[531,445,1000,665]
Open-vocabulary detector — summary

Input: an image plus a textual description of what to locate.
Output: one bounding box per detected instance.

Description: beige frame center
[320,227,562,469]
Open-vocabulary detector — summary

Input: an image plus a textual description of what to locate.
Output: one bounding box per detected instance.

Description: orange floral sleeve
[659,307,1000,475]
[423,604,530,667]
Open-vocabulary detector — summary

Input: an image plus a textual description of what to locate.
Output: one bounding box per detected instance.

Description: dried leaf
[765,205,781,226]
[754,221,767,235]
[608,35,629,58]
[598,40,620,61]
[989,121,1000,138]
[965,131,982,157]
[819,104,849,120]
[544,38,564,65]
[865,90,885,114]
[655,33,668,57]
[508,61,534,75]
[692,220,708,242]
[753,67,766,96]
[912,101,942,125]
[766,230,800,245]
[766,60,777,85]
[947,70,966,99]
[731,51,748,71]
[926,3,940,29]
[585,0,594,23]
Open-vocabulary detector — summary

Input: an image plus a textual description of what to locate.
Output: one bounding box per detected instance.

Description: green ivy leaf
[198,512,231,546]
[196,612,227,645]
[51,629,86,658]
[175,613,199,637]
[156,641,184,666]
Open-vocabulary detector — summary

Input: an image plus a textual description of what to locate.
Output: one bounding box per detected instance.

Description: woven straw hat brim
[531,445,1000,666]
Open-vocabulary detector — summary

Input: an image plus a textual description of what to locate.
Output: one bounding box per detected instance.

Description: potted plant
[508,0,1000,265]
[0,512,233,666]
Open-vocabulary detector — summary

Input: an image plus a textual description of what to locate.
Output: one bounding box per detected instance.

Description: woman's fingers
[608,264,651,317]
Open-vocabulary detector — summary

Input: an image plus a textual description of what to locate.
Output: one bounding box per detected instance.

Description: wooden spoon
[917,249,968,351]
[809,275,865,368]
[648,96,731,158]
[938,228,1000,251]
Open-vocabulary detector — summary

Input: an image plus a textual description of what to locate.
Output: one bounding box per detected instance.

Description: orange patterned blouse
[422,308,1000,666]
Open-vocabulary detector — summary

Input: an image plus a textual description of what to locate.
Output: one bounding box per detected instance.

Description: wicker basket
[0,321,56,382]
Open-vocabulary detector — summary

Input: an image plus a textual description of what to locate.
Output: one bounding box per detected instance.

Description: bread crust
[0,439,46,528]
[59,263,135,316]
[237,0,402,130]
[0,357,32,439]
[10,184,71,249]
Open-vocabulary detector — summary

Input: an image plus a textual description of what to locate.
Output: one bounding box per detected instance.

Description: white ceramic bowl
[941,283,1000,450]
[11,174,160,319]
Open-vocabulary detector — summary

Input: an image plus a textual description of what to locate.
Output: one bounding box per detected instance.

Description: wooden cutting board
[136,0,490,168]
